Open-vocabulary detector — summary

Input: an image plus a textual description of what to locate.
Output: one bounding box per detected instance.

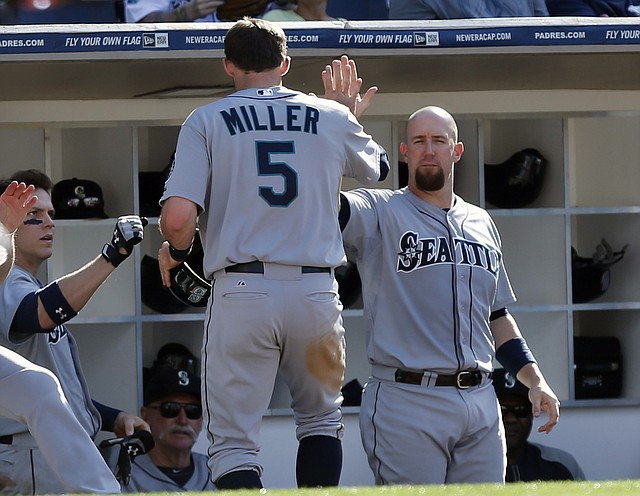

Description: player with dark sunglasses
[146,401,202,420]
[115,367,215,492]
[493,368,585,483]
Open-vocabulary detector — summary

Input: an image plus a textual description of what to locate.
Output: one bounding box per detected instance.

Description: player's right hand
[322,55,378,120]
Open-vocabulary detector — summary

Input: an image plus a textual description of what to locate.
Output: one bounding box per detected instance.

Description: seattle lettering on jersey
[397,231,500,276]
[220,104,320,136]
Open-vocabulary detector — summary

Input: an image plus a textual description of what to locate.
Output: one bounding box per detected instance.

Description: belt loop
[424,371,438,387]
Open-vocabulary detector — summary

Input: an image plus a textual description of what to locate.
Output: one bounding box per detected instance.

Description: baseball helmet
[52,177,108,219]
[571,239,628,303]
[153,342,198,375]
[168,262,211,308]
[140,255,188,314]
[484,148,547,209]
[335,261,362,309]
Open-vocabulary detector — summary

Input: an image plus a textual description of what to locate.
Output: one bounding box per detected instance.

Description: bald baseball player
[0,169,150,494]
[158,18,388,490]
[333,99,560,484]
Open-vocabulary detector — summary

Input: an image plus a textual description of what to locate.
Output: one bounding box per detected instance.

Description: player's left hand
[322,55,378,119]
[528,382,560,434]
[113,411,151,437]
[102,215,148,268]
[0,181,37,233]
[158,240,182,287]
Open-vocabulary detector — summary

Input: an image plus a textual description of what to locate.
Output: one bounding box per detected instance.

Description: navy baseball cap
[52,177,108,219]
[492,368,530,403]
[144,369,201,406]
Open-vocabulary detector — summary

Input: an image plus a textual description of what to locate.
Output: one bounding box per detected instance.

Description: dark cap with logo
[144,368,201,406]
[492,368,530,403]
[52,177,108,219]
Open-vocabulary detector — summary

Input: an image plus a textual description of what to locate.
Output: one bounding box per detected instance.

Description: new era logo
[414,31,439,46]
[143,33,169,48]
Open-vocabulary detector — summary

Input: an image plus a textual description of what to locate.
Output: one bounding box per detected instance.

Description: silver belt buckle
[456,371,473,389]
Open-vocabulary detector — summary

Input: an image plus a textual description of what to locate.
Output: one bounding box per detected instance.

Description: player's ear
[400,142,408,161]
[223,58,235,79]
[280,56,291,77]
[453,141,464,162]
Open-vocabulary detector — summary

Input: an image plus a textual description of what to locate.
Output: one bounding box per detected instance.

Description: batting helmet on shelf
[571,238,628,303]
[484,148,547,209]
[335,261,362,309]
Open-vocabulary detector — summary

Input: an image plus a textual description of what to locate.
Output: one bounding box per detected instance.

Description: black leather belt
[394,369,484,389]
[226,261,331,274]
[0,435,12,445]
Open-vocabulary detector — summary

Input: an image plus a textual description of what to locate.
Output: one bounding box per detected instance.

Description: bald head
[406,106,459,143]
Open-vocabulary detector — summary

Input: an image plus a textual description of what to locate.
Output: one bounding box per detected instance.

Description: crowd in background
[1,0,639,25]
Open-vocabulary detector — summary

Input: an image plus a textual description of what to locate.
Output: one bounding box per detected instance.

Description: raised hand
[322,55,378,119]
[0,181,37,233]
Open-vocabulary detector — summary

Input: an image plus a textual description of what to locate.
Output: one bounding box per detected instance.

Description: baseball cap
[492,368,530,403]
[52,177,108,219]
[144,368,201,406]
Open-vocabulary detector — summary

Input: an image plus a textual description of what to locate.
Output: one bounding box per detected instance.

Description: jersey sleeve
[0,268,40,345]
[341,112,388,186]
[160,109,210,213]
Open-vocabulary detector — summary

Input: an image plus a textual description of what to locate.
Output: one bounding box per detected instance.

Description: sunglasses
[500,404,531,419]
[148,401,202,420]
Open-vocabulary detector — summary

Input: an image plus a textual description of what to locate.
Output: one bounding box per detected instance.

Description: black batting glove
[102,216,148,268]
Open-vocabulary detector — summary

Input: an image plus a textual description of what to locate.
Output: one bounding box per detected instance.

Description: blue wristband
[495,337,536,378]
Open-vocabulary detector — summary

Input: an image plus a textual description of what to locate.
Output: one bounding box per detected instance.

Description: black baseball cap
[144,368,201,406]
[492,368,530,403]
[52,177,108,219]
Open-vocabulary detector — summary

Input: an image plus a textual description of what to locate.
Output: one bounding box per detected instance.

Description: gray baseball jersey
[162,85,386,483]
[342,187,516,373]
[162,85,385,277]
[0,266,101,438]
[0,346,119,494]
[342,187,516,484]
[121,452,215,492]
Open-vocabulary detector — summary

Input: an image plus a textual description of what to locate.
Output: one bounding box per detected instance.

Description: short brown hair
[0,169,53,195]
[224,17,288,73]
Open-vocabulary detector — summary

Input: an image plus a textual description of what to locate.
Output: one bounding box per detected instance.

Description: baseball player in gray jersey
[0,180,121,494]
[337,104,560,484]
[158,18,388,490]
[0,170,150,494]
